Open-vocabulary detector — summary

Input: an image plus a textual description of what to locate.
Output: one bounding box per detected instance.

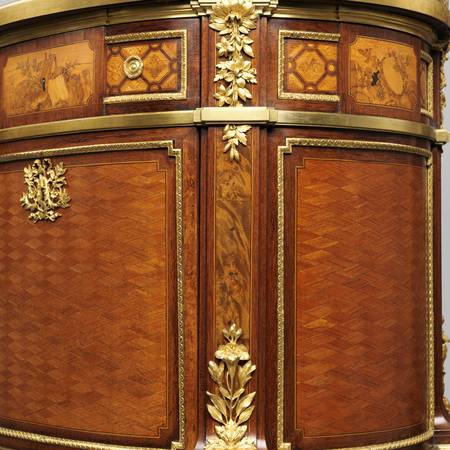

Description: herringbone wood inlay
[292,155,428,438]
[0,153,175,439]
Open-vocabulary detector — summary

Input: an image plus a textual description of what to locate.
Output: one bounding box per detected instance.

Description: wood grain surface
[284,140,428,449]
[265,128,432,450]
[0,5,444,450]
[294,156,427,435]
[0,152,172,439]
[0,128,200,449]
[3,41,94,116]
[349,36,417,110]
[104,19,200,114]
[213,127,253,346]
[342,24,422,122]
[0,29,103,128]
[283,37,338,96]
[268,19,341,113]
[106,38,181,95]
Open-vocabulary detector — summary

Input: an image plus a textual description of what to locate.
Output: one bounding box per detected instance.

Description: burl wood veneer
[0,1,448,450]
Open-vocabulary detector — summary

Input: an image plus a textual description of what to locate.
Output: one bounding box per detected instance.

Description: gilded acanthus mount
[206,324,256,449]
[20,159,71,222]
[209,0,258,161]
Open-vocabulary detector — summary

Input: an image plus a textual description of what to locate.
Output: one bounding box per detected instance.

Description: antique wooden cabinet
[0,0,450,449]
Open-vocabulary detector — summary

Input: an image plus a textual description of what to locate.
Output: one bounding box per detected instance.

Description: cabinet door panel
[0,131,199,450]
[268,131,432,450]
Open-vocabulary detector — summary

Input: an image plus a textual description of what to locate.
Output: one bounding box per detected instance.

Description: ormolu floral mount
[20,158,71,222]
[209,0,258,162]
[206,324,256,449]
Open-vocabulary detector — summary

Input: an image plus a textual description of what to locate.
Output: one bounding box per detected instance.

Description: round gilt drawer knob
[123,55,144,79]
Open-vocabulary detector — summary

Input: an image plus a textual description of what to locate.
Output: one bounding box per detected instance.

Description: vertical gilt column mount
[192,0,277,161]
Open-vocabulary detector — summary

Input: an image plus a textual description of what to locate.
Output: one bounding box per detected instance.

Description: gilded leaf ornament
[20,158,71,222]
[443,323,450,414]
[209,0,258,161]
[441,44,449,127]
[206,323,257,450]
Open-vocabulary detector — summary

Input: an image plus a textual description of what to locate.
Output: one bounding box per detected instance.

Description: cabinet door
[267,130,432,450]
[0,128,199,450]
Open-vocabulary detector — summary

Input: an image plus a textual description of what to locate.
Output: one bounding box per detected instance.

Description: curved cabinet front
[0,1,448,450]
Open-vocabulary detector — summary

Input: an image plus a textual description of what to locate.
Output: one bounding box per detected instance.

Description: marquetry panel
[0,146,184,448]
[205,127,262,447]
[105,30,187,102]
[3,42,94,117]
[349,36,418,111]
[278,142,430,449]
[212,128,253,347]
[420,51,434,118]
[0,29,102,128]
[279,31,339,102]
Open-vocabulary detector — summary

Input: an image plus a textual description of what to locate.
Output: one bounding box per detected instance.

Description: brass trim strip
[347,0,448,25]
[0,109,440,144]
[0,0,447,29]
[0,0,143,27]
[0,1,447,49]
[273,5,439,46]
[0,4,196,49]
[194,107,277,124]
[0,0,198,28]
[275,110,437,140]
[276,137,434,450]
[107,4,196,24]
[421,51,435,119]
[436,129,450,143]
[0,140,186,450]
[278,30,341,103]
[104,30,187,104]
[274,0,448,30]
[0,111,197,143]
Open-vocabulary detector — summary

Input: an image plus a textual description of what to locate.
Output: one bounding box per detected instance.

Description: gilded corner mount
[20,158,71,222]
[206,323,256,450]
[209,0,258,162]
